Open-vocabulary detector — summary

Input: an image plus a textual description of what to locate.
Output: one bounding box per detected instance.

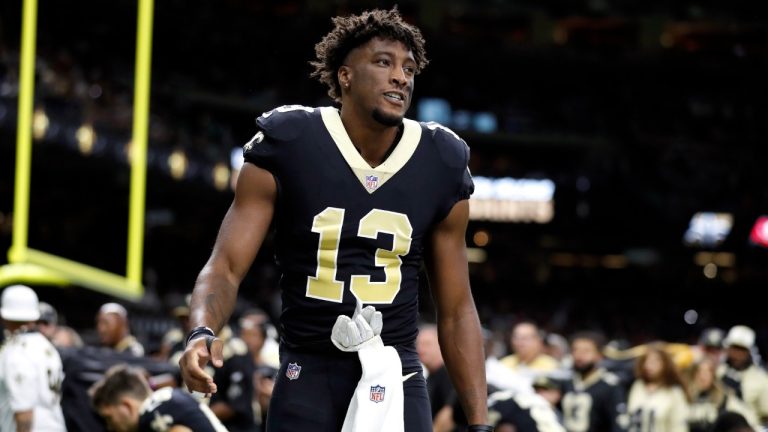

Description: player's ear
[338,66,352,90]
[120,396,139,419]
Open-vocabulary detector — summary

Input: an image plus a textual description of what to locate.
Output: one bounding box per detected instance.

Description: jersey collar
[320,107,421,194]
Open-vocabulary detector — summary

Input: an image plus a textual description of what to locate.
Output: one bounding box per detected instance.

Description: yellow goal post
[0,0,155,300]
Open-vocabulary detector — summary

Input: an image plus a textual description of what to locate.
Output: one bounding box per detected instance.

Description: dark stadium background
[1,0,767,353]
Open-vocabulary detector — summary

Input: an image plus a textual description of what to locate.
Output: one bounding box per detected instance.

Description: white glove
[331,299,383,352]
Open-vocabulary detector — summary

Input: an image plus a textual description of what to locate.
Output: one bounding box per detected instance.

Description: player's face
[37,320,57,339]
[98,403,138,432]
[702,346,723,364]
[241,324,266,355]
[96,312,122,346]
[342,37,416,126]
[642,351,664,381]
[571,339,601,373]
[511,324,542,359]
[693,361,715,390]
[726,345,751,368]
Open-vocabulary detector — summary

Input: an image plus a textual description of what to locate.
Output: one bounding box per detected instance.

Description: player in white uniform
[0,285,66,431]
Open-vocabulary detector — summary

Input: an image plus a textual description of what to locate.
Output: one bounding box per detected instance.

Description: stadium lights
[76,124,96,155]
[466,248,487,264]
[473,230,491,247]
[703,263,718,279]
[32,108,48,140]
[601,254,628,269]
[749,216,768,248]
[168,149,187,180]
[684,310,699,325]
[212,162,230,192]
[124,140,134,162]
[683,212,733,248]
[693,252,735,268]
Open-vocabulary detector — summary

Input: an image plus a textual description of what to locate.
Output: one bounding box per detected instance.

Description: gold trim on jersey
[573,367,607,391]
[320,106,422,194]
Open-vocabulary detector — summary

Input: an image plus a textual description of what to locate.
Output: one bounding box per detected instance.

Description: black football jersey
[243,105,473,352]
[562,368,629,432]
[59,346,178,432]
[137,387,227,432]
[209,339,256,432]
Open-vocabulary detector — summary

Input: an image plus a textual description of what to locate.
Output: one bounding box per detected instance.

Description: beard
[574,362,597,376]
[372,107,404,127]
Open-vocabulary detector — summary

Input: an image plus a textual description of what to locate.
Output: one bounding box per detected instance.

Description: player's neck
[339,106,402,168]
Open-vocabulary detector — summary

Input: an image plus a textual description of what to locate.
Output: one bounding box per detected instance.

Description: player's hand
[331,299,383,352]
[178,335,224,396]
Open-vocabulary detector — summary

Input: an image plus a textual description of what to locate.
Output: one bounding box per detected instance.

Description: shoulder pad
[423,121,469,168]
[141,387,174,415]
[424,121,464,143]
[255,105,316,141]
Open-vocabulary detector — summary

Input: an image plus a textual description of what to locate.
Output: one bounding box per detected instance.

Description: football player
[0,285,66,432]
[90,365,227,432]
[561,331,628,432]
[178,7,491,431]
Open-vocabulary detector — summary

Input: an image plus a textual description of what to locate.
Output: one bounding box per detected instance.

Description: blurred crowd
[1,0,767,344]
[1,2,768,430]
[2,284,767,431]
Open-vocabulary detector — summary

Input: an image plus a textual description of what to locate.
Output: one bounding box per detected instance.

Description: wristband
[186,326,215,347]
[467,426,494,432]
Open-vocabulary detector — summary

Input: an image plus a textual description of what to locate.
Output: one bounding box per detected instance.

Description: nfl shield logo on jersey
[369,385,385,403]
[286,363,302,380]
[365,174,379,191]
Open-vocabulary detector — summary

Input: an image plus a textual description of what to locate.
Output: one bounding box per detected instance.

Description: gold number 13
[306,207,413,304]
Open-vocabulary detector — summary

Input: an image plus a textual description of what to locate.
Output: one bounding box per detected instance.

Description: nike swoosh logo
[402,372,418,382]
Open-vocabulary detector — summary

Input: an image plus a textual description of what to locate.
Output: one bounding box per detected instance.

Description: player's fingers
[179,347,214,393]
[353,298,363,317]
[354,314,374,341]
[332,315,351,347]
[346,319,362,345]
[209,337,225,368]
[370,311,383,335]
[360,305,375,323]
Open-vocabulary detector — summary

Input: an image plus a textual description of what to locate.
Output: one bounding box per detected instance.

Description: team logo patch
[244,131,264,152]
[369,385,385,403]
[286,362,302,380]
[365,175,379,191]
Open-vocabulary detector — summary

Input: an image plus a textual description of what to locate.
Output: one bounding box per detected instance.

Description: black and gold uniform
[137,387,227,432]
[244,105,473,430]
[562,368,628,432]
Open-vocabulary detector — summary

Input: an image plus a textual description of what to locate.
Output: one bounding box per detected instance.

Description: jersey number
[563,393,593,432]
[306,207,413,304]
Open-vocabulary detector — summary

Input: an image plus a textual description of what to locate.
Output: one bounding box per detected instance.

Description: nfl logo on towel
[365,175,379,191]
[369,385,385,403]
[286,363,302,380]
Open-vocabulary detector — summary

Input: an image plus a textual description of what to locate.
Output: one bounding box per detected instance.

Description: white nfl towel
[341,342,404,432]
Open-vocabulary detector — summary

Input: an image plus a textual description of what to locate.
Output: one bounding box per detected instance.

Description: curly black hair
[310,7,429,103]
